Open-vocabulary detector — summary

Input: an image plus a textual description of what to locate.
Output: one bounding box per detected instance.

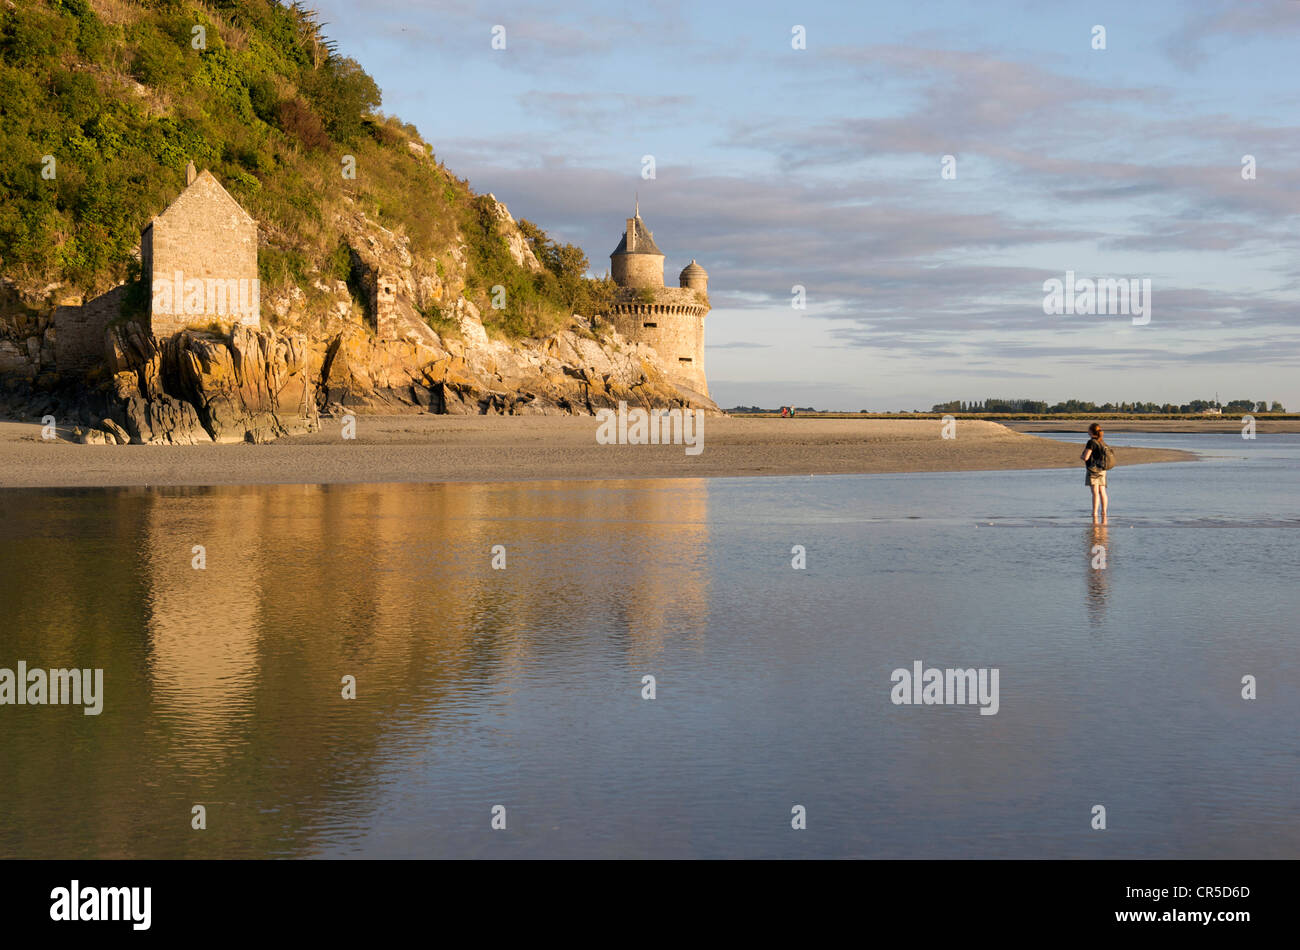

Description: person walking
[1081,423,1111,523]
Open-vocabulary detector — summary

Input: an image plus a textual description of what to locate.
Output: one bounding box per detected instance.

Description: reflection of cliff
[0,489,154,859]
[1,480,713,857]
[122,479,710,855]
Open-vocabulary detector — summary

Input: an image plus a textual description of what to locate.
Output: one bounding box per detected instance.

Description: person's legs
[1090,484,1101,522]
[1099,485,1108,523]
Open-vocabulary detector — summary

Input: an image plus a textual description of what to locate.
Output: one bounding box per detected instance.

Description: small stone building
[53,164,259,375]
[142,163,260,336]
[603,204,710,397]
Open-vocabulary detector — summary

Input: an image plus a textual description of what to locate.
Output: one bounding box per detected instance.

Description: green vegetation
[460,197,568,338]
[931,398,1286,414]
[0,0,600,340]
[454,203,626,339]
[729,410,1300,421]
[417,304,460,339]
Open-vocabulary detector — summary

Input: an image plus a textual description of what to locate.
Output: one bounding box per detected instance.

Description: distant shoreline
[1003,419,1300,434]
[0,416,1195,490]
[731,413,1300,433]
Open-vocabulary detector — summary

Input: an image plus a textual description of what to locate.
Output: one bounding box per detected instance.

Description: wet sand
[0,416,1195,488]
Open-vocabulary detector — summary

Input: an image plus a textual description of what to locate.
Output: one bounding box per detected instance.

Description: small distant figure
[780,406,790,418]
[1081,423,1115,523]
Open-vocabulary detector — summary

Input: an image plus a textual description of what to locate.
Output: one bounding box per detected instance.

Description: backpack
[1094,440,1116,471]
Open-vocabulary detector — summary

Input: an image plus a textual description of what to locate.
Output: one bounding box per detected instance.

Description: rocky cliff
[0,195,717,445]
[0,310,713,445]
[0,0,720,439]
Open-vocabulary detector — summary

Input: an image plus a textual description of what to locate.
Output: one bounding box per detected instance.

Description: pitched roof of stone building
[610,214,663,257]
[141,169,255,235]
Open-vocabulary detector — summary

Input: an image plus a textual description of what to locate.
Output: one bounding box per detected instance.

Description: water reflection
[3,451,1296,860]
[1085,523,1110,624]
[145,488,263,769]
[0,479,710,857]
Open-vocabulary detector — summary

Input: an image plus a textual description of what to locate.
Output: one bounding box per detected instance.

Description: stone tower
[610,205,665,289]
[603,204,710,397]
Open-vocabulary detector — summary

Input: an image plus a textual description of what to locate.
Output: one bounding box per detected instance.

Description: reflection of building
[603,480,711,661]
[136,479,711,788]
[13,479,719,855]
[143,488,263,768]
[601,202,711,398]
[138,479,714,708]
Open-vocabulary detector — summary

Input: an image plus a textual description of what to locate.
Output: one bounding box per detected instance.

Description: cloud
[1165,0,1300,71]
[513,91,694,132]
[313,0,701,76]
[308,1,1300,405]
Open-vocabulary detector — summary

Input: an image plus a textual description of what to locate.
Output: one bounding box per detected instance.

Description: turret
[610,204,665,289]
[679,259,708,294]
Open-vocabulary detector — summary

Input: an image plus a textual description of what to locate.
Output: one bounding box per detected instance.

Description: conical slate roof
[611,214,663,256]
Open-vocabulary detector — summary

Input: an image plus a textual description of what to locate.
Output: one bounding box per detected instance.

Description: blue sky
[311,0,1300,410]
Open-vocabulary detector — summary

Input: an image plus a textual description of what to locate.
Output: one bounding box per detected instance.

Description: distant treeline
[930,398,1286,414]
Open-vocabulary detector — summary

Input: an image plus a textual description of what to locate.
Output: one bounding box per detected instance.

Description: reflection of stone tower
[604,203,710,398]
[615,479,711,662]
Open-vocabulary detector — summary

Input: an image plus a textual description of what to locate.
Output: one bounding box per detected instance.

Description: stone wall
[145,171,259,337]
[373,273,404,340]
[603,286,709,396]
[611,252,665,289]
[54,285,127,375]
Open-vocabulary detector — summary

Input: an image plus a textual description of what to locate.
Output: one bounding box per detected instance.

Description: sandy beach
[0,416,1194,488]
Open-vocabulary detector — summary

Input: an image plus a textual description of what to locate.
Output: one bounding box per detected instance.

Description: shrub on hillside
[276,97,329,150]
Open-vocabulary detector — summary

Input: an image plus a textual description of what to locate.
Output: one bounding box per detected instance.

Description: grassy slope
[0,0,597,338]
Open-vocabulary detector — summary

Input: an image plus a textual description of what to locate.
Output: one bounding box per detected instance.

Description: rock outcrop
[98,322,321,443]
[0,299,713,445]
[315,302,706,419]
[483,194,543,273]
[0,182,717,444]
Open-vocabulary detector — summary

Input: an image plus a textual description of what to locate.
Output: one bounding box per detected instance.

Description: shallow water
[0,432,1296,858]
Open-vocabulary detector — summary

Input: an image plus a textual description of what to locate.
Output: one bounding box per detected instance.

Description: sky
[308,0,1300,411]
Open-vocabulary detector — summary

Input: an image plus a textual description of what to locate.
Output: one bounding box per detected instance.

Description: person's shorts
[1086,468,1107,487]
